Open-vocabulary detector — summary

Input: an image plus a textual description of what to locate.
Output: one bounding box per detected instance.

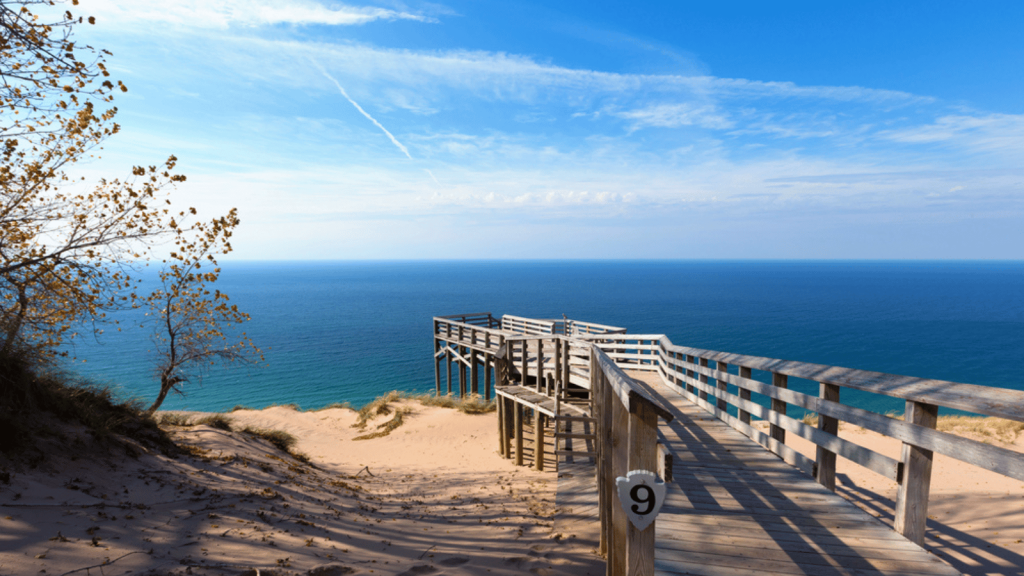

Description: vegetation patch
[936,415,1024,444]
[194,414,233,431]
[0,356,173,456]
[353,408,411,441]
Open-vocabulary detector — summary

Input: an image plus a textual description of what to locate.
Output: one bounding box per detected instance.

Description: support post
[446,347,452,395]
[497,394,506,457]
[460,346,468,397]
[626,400,658,576]
[770,372,788,444]
[738,366,752,425]
[716,361,729,411]
[514,402,524,466]
[815,383,840,491]
[484,354,492,401]
[433,321,441,396]
[608,369,630,576]
[535,413,546,471]
[470,348,479,396]
[895,400,938,545]
[502,396,514,459]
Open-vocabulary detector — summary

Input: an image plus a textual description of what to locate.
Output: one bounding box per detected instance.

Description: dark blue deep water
[65,261,1024,416]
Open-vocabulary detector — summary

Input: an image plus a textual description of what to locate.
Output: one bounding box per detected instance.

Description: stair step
[555,450,598,458]
[554,433,596,439]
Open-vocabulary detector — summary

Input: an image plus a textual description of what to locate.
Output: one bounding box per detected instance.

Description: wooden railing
[433,314,507,398]
[591,347,673,576]
[579,333,1024,545]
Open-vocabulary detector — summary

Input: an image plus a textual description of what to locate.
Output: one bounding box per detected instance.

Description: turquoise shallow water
[65,260,1024,415]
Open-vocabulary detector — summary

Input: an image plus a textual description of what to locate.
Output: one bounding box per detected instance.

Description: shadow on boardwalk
[836,473,1024,576]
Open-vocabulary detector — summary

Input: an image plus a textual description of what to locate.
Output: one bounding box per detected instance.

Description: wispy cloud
[318,66,413,159]
[611,103,734,131]
[86,0,435,28]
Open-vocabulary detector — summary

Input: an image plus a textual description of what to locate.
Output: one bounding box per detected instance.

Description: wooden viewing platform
[433,313,1024,576]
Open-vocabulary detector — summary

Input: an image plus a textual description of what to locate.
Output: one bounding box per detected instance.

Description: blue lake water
[65,260,1024,416]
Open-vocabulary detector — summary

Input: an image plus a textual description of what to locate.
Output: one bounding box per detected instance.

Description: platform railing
[591,346,673,576]
[577,332,1024,545]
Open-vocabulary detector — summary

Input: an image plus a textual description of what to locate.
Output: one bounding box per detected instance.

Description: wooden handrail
[591,346,673,576]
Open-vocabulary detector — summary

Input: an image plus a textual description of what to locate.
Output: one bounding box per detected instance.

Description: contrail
[424,169,440,186]
[318,68,412,159]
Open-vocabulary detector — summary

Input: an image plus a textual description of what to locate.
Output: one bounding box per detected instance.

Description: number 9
[630,484,655,515]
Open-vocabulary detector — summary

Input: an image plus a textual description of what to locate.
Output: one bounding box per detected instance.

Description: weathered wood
[535,413,546,471]
[657,442,673,482]
[514,402,524,467]
[609,367,630,576]
[716,360,729,411]
[738,366,752,425]
[537,340,545,393]
[592,348,674,423]
[698,357,709,402]
[655,336,1024,422]
[470,348,479,396]
[502,396,513,459]
[484,353,492,400]
[685,355,696,395]
[671,367,902,481]
[770,371,788,445]
[626,400,658,576]
[664,359,1024,481]
[520,340,528,389]
[895,400,938,545]
[497,393,506,457]
[446,347,452,395]
[816,383,840,491]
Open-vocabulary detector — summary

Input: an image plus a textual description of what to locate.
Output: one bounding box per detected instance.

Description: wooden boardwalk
[434,313,1024,575]
[624,371,961,576]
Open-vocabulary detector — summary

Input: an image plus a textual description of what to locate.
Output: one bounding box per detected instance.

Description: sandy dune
[0,402,603,576]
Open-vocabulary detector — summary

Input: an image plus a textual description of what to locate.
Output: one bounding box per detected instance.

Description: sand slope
[0,402,602,576]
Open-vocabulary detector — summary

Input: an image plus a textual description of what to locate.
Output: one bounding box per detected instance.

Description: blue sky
[68,0,1023,259]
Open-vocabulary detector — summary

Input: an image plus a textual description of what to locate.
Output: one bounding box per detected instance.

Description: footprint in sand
[397,565,439,576]
[437,557,469,567]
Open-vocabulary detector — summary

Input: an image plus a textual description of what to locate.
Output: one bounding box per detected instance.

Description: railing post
[521,340,528,388]
[626,399,658,576]
[738,366,752,425]
[698,358,709,402]
[815,383,840,491]
[716,361,729,411]
[770,372,788,444]
[895,400,938,545]
[686,355,696,395]
[537,339,545,393]
[433,320,441,396]
[514,401,524,466]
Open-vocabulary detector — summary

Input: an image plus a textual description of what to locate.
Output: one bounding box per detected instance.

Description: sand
[3,400,1023,576]
[0,401,602,576]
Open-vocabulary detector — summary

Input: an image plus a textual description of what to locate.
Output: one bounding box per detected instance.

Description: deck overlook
[432,312,1024,576]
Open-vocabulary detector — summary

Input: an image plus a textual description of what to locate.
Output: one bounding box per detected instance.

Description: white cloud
[612,103,734,131]
[86,0,434,29]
